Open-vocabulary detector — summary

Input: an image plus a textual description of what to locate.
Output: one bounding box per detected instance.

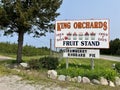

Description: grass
[0,55,120,90]
[57,58,117,71]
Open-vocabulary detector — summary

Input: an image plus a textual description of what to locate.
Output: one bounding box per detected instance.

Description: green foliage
[57,58,118,81]
[40,56,59,70]
[116,49,120,55]
[0,0,63,63]
[28,59,42,69]
[57,66,117,81]
[28,56,59,70]
[101,38,120,55]
[102,69,118,80]
[0,42,50,56]
[0,0,63,35]
[0,42,17,54]
[23,45,50,56]
[115,62,120,73]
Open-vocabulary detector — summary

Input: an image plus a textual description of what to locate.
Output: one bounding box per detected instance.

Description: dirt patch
[0,75,72,90]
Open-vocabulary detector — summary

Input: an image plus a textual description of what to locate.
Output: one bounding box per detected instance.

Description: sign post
[66,48,69,69]
[66,55,69,69]
[91,58,94,70]
[63,48,99,69]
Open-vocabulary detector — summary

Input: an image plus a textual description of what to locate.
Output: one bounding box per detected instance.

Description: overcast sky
[0,0,120,48]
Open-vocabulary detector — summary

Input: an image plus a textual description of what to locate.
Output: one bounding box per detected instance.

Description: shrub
[28,59,42,69]
[28,56,59,70]
[40,56,59,70]
[115,62,120,73]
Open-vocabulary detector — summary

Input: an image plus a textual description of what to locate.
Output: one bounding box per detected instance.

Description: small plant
[103,69,118,81]
[115,62,120,73]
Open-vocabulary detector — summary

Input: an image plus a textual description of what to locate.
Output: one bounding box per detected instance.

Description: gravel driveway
[0,56,69,90]
[0,75,70,90]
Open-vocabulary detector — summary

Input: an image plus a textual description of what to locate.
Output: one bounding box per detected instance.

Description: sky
[0,0,120,49]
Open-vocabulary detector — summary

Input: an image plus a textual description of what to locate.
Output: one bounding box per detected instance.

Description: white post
[66,57,68,69]
[66,48,69,69]
[91,58,94,70]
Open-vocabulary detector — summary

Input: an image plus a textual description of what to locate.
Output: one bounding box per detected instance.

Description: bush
[28,56,59,70]
[28,59,42,69]
[40,56,59,70]
[115,62,120,73]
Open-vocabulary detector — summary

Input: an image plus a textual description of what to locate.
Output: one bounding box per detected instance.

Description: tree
[0,0,62,63]
[110,38,120,55]
[100,38,120,55]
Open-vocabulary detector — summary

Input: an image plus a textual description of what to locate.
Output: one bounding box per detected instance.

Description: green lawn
[58,58,117,69]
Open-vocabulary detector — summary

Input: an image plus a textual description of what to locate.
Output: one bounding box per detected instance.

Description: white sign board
[63,49,100,58]
[55,19,110,48]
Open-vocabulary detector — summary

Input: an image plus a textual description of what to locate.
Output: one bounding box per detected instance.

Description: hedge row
[0,42,50,56]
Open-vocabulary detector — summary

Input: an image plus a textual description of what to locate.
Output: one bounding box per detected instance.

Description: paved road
[100,55,120,62]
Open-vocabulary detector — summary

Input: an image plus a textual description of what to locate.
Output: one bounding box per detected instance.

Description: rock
[20,63,28,68]
[100,77,108,85]
[58,75,66,81]
[112,63,116,70]
[77,76,82,83]
[65,76,71,81]
[71,77,77,82]
[82,77,90,84]
[13,69,21,73]
[91,79,100,85]
[115,77,120,86]
[13,64,18,68]
[47,70,57,79]
[108,81,115,87]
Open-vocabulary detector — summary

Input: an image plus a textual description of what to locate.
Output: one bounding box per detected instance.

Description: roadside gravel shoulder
[0,75,76,90]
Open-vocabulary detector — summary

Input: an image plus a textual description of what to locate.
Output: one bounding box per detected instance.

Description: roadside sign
[63,48,100,58]
[55,19,110,48]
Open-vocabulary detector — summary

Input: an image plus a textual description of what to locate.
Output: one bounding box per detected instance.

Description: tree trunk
[17,30,24,64]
